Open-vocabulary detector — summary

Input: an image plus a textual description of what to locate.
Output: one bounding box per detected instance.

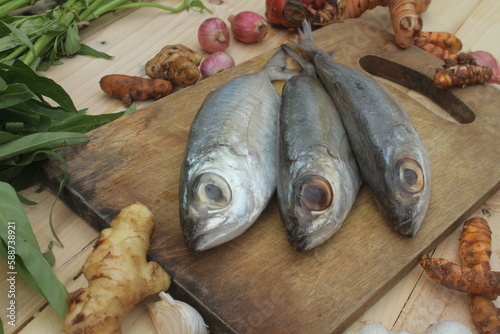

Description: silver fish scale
[316,55,426,182]
[280,74,345,162]
[179,68,282,251]
[277,67,361,251]
[311,50,431,236]
[185,71,279,166]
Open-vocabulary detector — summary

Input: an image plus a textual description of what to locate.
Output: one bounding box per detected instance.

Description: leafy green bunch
[0,59,132,330]
[0,0,212,70]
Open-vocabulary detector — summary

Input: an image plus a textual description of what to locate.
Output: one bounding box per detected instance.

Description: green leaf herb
[0,57,131,328]
[0,0,212,70]
[0,181,68,318]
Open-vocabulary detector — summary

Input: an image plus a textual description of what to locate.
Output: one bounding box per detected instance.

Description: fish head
[281,157,350,252]
[381,152,431,237]
[180,163,257,251]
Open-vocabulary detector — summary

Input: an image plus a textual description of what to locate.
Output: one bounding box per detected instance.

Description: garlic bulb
[424,321,473,334]
[147,292,209,334]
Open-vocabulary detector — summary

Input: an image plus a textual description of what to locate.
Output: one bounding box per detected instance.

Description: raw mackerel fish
[297,21,431,236]
[277,45,362,251]
[179,50,293,251]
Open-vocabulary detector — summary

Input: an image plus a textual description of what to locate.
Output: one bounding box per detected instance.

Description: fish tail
[298,20,335,59]
[298,20,316,53]
[280,44,314,74]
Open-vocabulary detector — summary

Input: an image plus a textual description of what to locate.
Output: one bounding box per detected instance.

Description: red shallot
[471,50,500,84]
[198,18,230,53]
[228,11,269,43]
[200,52,235,78]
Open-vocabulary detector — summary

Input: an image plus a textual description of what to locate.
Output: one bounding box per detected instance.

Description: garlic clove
[424,321,473,334]
[147,292,209,334]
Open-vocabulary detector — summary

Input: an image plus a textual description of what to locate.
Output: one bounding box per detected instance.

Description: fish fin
[298,20,316,52]
[263,48,301,81]
[298,20,336,59]
[281,44,315,74]
[263,48,288,69]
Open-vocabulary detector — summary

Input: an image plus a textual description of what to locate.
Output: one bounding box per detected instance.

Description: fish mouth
[290,235,310,252]
[184,216,243,251]
[394,209,426,237]
[288,220,340,252]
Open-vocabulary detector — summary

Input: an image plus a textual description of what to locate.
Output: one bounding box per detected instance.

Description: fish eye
[295,175,333,212]
[192,173,231,209]
[397,158,425,193]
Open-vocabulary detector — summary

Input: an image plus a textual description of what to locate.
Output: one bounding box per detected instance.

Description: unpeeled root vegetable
[228,11,269,43]
[339,0,431,49]
[265,0,430,48]
[419,254,500,299]
[433,64,493,89]
[459,217,500,334]
[64,203,171,334]
[414,32,462,53]
[147,292,209,334]
[145,44,202,87]
[424,321,473,334]
[99,74,173,107]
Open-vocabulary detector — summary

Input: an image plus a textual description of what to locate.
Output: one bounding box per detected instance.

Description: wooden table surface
[1,0,499,333]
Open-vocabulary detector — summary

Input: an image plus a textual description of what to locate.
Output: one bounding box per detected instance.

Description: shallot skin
[198,17,230,53]
[229,11,269,43]
[200,52,235,78]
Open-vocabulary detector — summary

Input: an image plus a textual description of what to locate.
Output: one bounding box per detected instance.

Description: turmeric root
[145,44,202,87]
[64,203,171,334]
[413,39,458,62]
[433,64,493,89]
[414,31,462,53]
[419,254,500,299]
[100,74,173,107]
[468,295,500,334]
[459,217,500,334]
[266,0,430,48]
[460,217,493,271]
[339,0,431,48]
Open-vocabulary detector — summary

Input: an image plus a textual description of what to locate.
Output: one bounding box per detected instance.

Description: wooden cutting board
[43,20,500,333]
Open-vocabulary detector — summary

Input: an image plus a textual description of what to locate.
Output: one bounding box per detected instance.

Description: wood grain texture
[41,19,500,333]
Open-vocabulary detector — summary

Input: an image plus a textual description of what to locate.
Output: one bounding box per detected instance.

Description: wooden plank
[42,20,500,333]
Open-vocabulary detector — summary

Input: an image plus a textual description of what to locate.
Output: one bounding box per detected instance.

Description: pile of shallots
[197,11,269,78]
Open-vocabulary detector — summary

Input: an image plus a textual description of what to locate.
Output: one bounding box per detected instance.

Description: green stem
[1,44,28,63]
[21,31,58,66]
[115,0,192,13]
[0,0,31,17]
[78,0,115,21]
[79,0,129,20]
[92,0,213,18]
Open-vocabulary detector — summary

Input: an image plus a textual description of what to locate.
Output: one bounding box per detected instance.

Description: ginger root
[64,203,171,334]
[99,74,173,107]
[145,44,202,88]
